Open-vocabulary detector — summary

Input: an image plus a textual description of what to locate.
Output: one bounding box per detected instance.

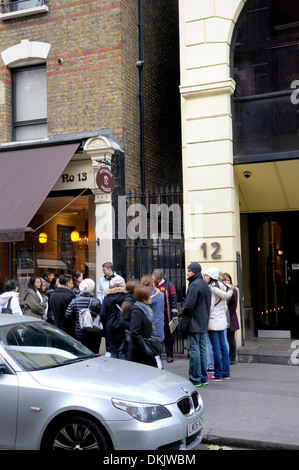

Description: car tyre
[43,415,111,451]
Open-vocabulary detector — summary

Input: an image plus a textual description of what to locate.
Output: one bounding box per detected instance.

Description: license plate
[187,417,202,436]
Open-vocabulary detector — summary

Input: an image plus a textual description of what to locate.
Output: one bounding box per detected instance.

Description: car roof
[0,314,43,326]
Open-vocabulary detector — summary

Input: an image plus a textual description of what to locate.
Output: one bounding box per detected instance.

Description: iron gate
[125,186,186,354]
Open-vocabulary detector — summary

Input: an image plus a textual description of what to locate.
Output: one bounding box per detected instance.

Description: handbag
[79,298,103,333]
[1,298,12,314]
[140,334,162,357]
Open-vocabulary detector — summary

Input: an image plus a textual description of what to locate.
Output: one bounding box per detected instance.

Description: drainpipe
[137,0,145,200]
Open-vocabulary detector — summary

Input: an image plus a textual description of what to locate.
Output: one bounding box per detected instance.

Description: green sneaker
[189,379,201,387]
[201,381,208,386]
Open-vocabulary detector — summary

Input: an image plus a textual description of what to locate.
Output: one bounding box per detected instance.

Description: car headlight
[112,398,172,423]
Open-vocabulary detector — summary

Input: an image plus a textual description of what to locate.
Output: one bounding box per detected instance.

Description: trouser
[227,328,237,361]
[208,330,230,379]
[164,317,173,357]
[188,332,208,384]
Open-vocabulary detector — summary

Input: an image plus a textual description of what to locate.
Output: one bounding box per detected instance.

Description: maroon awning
[0,143,79,242]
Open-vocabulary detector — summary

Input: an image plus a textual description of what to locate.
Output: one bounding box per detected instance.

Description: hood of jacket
[104,286,127,296]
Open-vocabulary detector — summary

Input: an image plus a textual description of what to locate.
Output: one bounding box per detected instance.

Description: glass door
[256,220,286,329]
[250,212,299,338]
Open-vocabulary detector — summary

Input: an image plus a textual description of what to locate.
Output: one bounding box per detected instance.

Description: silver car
[0,315,203,450]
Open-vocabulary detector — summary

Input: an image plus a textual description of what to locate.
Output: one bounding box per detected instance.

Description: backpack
[79,298,103,333]
[1,298,12,314]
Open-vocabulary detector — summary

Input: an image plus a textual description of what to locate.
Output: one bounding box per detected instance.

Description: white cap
[205,267,219,280]
[79,278,95,293]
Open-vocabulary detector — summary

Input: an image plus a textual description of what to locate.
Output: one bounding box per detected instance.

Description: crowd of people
[0,261,239,378]
[0,264,178,369]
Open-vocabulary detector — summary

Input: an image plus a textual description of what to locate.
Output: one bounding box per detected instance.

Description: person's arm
[27,292,46,316]
[211,285,233,300]
[177,285,197,318]
[130,309,146,353]
[96,278,104,301]
[169,283,178,317]
[11,297,23,315]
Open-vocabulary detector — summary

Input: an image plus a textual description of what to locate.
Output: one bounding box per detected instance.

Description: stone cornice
[180,78,236,99]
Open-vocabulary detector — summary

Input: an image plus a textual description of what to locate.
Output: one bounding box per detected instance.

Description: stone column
[84,136,121,284]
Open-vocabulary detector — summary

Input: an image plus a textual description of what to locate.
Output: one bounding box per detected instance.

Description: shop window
[12,64,47,141]
[0,194,96,301]
[232,0,299,157]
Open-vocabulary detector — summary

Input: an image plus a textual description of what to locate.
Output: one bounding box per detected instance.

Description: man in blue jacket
[175,263,211,387]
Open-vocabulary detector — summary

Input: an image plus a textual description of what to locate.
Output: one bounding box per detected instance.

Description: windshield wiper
[39,354,100,370]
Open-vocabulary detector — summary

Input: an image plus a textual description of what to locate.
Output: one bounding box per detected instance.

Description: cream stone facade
[179,0,247,347]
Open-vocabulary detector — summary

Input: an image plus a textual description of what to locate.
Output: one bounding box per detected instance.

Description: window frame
[11,63,47,142]
[231,0,299,161]
[0,0,48,20]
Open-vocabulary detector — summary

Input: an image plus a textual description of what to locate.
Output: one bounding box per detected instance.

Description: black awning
[0,143,79,242]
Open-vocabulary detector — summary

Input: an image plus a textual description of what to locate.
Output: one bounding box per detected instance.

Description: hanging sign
[96,167,116,193]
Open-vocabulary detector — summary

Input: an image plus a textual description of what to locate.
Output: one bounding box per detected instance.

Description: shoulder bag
[1,298,12,314]
[79,298,103,333]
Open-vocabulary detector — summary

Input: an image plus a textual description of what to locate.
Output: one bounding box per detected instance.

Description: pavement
[163,355,299,450]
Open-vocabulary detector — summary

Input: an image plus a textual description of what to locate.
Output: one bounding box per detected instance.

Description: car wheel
[45,415,110,451]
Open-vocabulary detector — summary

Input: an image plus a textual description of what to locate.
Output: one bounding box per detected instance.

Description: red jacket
[156,277,178,322]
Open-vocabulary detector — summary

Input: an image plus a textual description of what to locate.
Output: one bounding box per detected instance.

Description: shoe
[208,375,223,382]
[167,356,174,363]
[189,379,201,387]
[230,360,236,365]
[223,376,231,380]
[207,368,214,372]
[201,381,208,386]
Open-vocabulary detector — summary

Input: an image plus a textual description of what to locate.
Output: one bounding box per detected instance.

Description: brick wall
[0,0,181,191]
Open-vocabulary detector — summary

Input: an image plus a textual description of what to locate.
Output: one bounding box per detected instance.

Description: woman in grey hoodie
[0,279,23,315]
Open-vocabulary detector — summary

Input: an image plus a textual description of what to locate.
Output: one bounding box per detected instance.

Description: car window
[0,321,93,371]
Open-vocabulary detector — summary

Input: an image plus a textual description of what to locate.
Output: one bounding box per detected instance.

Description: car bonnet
[29,355,196,405]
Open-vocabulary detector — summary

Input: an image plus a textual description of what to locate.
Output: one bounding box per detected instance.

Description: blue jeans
[206,332,214,369]
[109,339,123,359]
[188,333,208,384]
[208,330,230,379]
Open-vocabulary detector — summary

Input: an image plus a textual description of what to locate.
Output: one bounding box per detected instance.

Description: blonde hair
[141,275,159,298]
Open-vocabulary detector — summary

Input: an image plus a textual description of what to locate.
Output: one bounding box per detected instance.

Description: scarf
[135,301,153,321]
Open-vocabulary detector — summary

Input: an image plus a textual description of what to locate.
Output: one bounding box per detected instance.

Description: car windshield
[0,321,94,371]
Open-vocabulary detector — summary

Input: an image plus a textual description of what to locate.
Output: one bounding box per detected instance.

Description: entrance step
[237,338,297,366]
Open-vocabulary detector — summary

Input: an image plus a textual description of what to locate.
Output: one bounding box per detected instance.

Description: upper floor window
[0,0,48,20]
[12,64,47,141]
[232,0,299,158]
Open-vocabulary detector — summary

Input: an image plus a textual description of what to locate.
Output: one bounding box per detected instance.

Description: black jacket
[127,302,156,367]
[100,287,127,340]
[49,287,75,332]
[178,273,211,333]
[65,293,102,343]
